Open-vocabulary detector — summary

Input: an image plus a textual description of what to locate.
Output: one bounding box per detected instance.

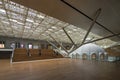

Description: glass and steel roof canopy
[0,0,116,48]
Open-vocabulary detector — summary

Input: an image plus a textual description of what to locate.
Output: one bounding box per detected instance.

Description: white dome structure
[69,43,106,60]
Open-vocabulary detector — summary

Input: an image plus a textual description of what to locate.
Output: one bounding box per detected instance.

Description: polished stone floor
[0,58,120,80]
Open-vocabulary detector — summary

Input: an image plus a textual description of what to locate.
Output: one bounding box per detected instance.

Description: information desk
[0,49,13,59]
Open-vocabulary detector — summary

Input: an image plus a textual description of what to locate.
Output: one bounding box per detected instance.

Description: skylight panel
[0,15,7,20]
[8,11,25,21]
[44,16,59,24]
[41,20,49,25]
[9,19,24,25]
[2,21,9,24]
[3,26,11,30]
[28,9,37,17]
[34,17,43,23]
[5,2,27,14]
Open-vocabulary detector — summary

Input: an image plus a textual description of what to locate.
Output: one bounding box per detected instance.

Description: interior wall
[0,36,72,49]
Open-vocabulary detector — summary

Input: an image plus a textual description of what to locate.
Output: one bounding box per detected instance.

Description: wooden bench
[13,48,28,62]
[12,48,64,62]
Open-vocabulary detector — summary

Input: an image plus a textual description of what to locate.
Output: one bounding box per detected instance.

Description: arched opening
[82,53,87,60]
[91,53,96,60]
[72,54,75,59]
[100,54,104,60]
[76,53,80,59]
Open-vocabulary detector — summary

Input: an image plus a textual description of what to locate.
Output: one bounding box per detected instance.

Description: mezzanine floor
[0,58,120,80]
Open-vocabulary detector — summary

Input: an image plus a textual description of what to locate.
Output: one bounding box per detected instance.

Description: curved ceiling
[10,0,120,40]
[0,0,119,48]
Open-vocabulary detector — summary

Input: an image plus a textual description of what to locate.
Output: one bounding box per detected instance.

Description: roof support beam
[81,8,101,44]
[49,35,69,54]
[47,40,58,49]
[83,33,120,45]
[61,0,120,39]
[63,28,77,47]
[21,8,29,38]
[70,33,120,53]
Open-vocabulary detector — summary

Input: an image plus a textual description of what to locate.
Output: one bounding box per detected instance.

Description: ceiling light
[68,31,72,33]
[9,19,16,22]
[25,26,31,29]
[51,26,57,29]
[0,2,2,4]
[26,19,34,23]
[9,19,24,25]
[17,22,24,25]
[46,30,50,33]
[0,9,6,13]
[37,15,45,19]
[73,29,77,31]
[48,28,53,31]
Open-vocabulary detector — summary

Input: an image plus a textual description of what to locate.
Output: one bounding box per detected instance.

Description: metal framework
[81,8,101,44]
[63,28,77,47]
[0,0,116,47]
[49,35,69,54]
[84,33,120,45]
[70,33,120,53]
[61,0,120,39]
[47,40,58,49]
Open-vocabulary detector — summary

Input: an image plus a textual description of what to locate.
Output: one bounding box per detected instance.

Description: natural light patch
[0,0,116,46]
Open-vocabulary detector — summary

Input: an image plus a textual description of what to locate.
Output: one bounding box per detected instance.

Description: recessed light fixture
[26,19,34,23]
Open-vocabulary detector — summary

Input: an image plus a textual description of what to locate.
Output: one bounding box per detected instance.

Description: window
[41,44,45,49]
[0,44,4,48]
[0,41,5,48]
[10,42,15,49]
[15,42,20,48]
[28,43,33,49]
[33,44,39,49]
[20,44,24,48]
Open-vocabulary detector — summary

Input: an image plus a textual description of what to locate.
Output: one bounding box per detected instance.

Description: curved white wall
[69,43,105,60]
